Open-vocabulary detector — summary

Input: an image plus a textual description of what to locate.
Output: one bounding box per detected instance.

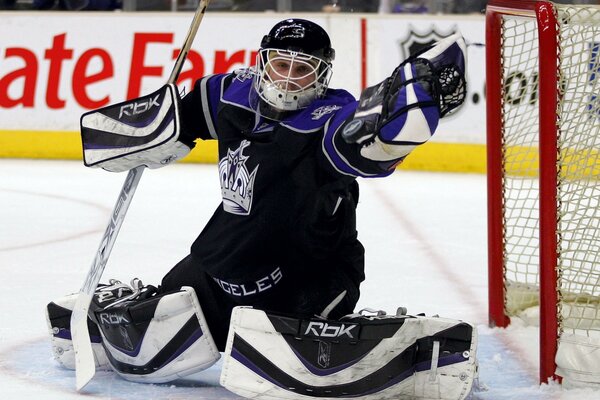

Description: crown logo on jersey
[219,140,259,215]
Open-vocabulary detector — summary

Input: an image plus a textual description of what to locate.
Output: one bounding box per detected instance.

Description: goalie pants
[159,253,361,351]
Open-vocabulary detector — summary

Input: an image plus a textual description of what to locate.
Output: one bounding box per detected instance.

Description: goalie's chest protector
[191,76,358,285]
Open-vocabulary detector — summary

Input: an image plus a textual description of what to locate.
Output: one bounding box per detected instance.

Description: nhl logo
[398,25,458,60]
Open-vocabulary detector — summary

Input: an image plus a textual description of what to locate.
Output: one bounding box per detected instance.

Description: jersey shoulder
[220,69,255,111]
[281,89,357,133]
[218,72,356,133]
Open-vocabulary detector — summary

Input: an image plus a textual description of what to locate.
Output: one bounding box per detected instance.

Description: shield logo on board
[398,26,458,60]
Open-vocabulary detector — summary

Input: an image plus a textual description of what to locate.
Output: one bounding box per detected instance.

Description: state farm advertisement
[0,12,486,143]
[0,13,337,132]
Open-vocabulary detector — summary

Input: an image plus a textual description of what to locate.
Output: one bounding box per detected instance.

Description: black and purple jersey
[176,69,402,305]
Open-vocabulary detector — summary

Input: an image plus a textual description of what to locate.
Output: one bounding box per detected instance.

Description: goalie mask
[251,19,335,120]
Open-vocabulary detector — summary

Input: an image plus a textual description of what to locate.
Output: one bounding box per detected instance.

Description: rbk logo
[99,312,130,325]
[304,322,358,339]
[119,94,161,119]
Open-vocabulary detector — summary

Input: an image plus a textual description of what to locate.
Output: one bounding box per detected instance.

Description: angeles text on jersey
[211,267,283,297]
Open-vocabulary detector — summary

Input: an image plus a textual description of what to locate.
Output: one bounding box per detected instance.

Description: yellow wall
[0,130,486,173]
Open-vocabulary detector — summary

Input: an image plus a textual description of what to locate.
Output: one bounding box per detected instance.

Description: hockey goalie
[46,18,478,400]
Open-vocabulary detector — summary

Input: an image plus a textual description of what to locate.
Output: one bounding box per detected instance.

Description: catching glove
[342,33,467,162]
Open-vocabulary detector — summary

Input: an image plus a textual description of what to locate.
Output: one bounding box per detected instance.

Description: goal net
[487,0,600,386]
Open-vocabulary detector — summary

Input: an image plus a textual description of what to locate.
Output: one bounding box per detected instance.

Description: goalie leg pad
[46,279,142,371]
[220,307,478,400]
[46,293,110,371]
[96,286,220,383]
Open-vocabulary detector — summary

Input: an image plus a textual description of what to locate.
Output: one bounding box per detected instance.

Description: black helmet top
[260,19,335,64]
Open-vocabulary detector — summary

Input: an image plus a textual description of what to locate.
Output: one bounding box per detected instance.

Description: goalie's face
[253,48,332,117]
[266,51,318,91]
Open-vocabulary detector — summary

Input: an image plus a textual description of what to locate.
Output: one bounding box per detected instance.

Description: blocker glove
[80,83,195,172]
[342,33,467,162]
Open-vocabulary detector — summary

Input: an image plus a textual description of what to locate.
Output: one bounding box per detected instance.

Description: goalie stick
[70,0,211,391]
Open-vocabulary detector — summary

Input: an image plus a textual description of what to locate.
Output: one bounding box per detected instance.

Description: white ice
[0,159,598,399]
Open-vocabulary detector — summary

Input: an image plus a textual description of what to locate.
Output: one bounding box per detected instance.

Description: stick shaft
[73,166,143,390]
[72,2,210,390]
[168,0,210,85]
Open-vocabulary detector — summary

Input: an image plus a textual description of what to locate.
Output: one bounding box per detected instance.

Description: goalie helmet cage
[487,0,600,385]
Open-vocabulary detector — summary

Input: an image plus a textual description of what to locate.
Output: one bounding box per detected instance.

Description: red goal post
[487,0,600,386]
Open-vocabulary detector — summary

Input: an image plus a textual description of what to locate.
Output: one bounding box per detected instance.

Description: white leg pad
[412,316,479,400]
[220,307,478,400]
[46,293,110,371]
[98,286,220,383]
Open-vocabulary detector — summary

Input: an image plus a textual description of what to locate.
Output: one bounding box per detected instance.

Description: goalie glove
[81,83,195,173]
[342,33,467,162]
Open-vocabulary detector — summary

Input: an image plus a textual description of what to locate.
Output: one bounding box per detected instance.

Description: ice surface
[0,159,598,399]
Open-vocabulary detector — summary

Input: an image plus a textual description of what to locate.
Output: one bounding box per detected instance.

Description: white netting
[555,4,600,338]
[500,5,600,338]
[500,15,541,315]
